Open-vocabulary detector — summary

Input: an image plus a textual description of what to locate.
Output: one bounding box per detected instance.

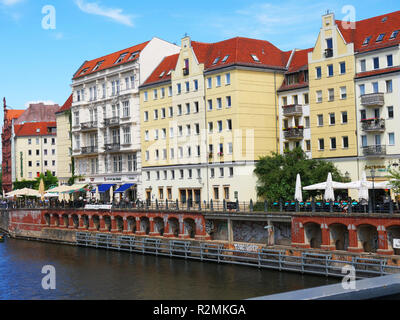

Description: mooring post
[264,200,268,213]
[250,199,254,212]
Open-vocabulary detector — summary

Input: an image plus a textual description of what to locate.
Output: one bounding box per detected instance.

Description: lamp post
[371,168,376,213]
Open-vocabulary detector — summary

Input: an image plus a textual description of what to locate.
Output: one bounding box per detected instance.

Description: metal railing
[361,119,385,132]
[284,128,304,140]
[282,105,303,117]
[104,143,121,152]
[81,146,99,154]
[80,121,98,131]
[75,232,400,279]
[362,145,387,157]
[361,93,384,107]
[103,117,120,127]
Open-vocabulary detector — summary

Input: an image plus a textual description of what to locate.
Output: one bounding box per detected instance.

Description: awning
[92,184,116,193]
[114,184,136,194]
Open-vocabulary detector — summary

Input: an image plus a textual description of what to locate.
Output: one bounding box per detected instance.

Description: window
[372,82,379,93]
[327,64,334,77]
[317,114,324,126]
[390,30,399,40]
[169,107,173,117]
[197,145,201,157]
[144,91,148,102]
[305,117,310,128]
[178,126,183,136]
[194,102,199,113]
[328,88,335,101]
[208,122,213,133]
[180,169,184,179]
[208,99,213,111]
[340,62,346,74]
[293,95,298,105]
[226,96,232,108]
[44,149,48,156]
[169,128,174,138]
[251,54,260,62]
[373,57,380,69]
[330,137,337,150]
[316,67,322,79]
[360,59,366,72]
[329,113,336,125]
[318,139,325,151]
[212,57,220,65]
[326,38,333,49]
[145,151,149,161]
[229,167,234,177]
[316,90,322,103]
[360,110,366,121]
[52,149,55,155]
[217,98,222,109]
[387,55,393,67]
[170,148,175,159]
[177,83,182,94]
[306,140,311,152]
[130,76,135,89]
[216,75,221,87]
[177,105,182,116]
[186,103,190,114]
[228,142,233,154]
[154,129,159,140]
[115,53,128,64]
[162,128,166,140]
[161,88,165,98]
[28,139,32,145]
[162,149,167,160]
[207,78,212,89]
[361,135,367,147]
[186,125,191,136]
[145,131,149,141]
[217,121,223,132]
[342,111,348,124]
[386,80,393,93]
[155,150,159,161]
[211,168,215,178]
[144,111,149,122]
[222,55,230,63]
[195,123,200,135]
[220,168,224,177]
[194,79,199,91]
[343,136,349,149]
[389,133,395,145]
[388,106,394,119]
[225,73,231,85]
[28,161,32,167]
[185,81,190,92]
[303,93,309,105]
[161,108,166,119]
[340,86,347,99]
[376,33,385,42]
[168,86,172,97]
[227,119,232,131]
[363,36,371,46]
[154,109,158,120]
[359,84,365,96]
[36,150,40,156]
[122,101,130,118]
[171,170,175,180]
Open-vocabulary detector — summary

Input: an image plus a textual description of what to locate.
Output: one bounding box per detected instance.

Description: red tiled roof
[278,82,309,92]
[73,41,150,80]
[355,66,400,79]
[14,122,57,137]
[5,110,24,122]
[57,94,73,113]
[15,103,59,124]
[287,48,313,73]
[336,11,400,53]
[143,37,290,86]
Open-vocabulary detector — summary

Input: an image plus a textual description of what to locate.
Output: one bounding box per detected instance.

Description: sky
[0,0,399,115]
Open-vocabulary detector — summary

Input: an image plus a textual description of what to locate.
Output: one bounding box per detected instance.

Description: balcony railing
[80,121,98,131]
[361,118,385,132]
[325,48,333,58]
[104,143,121,152]
[362,145,387,157]
[361,93,385,107]
[284,128,304,140]
[81,146,99,155]
[283,104,303,117]
[103,117,120,127]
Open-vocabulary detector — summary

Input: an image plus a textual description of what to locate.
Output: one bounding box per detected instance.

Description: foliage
[13,171,58,191]
[13,180,37,190]
[388,168,400,195]
[254,148,350,202]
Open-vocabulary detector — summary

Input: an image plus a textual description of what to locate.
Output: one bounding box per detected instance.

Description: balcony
[80,121,98,131]
[81,146,98,155]
[284,127,304,140]
[361,93,385,107]
[362,145,387,157]
[361,118,385,132]
[282,104,303,117]
[325,48,333,58]
[103,117,120,127]
[104,143,121,152]
[183,68,189,76]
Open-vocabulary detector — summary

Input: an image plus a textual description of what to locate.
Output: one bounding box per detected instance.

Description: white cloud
[0,0,23,6]
[75,0,134,27]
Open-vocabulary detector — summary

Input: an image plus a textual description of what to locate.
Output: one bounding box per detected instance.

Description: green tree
[254,148,350,202]
[36,171,58,190]
[388,168,400,196]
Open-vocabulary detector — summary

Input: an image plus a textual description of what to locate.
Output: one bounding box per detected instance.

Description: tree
[36,171,58,191]
[254,148,350,202]
[388,168,400,196]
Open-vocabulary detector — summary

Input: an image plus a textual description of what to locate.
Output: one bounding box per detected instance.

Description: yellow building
[55,95,73,185]
[140,36,288,203]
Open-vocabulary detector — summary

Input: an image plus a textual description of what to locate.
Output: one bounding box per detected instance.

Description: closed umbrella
[95,187,100,202]
[295,174,303,202]
[324,173,335,201]
[358,171,369,202]
[39,178,45,200]
[109,186,114,203]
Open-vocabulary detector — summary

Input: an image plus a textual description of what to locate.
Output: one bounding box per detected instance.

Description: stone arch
[184,218,196,239]
[357,224,378,253]
[92,215,100,231]
[53,214,60,227]
[168,217,180,237]
[387,225,400,255]
[304,222,322,249]
[329,223,349,251]
[82,215,89,230]
[140,217,150,235]
[127,217,136,233]
[44,214,50,227]
[116,216,124,233]
[104,216,112,232]
[154,217,165,235]
[62,214,69,228]
[72,214,79,229]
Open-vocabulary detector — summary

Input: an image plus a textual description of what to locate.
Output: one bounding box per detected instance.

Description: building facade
[71,37,180,201]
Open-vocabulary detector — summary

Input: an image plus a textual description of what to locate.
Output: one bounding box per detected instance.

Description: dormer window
[376,33,385,42]
[390,30,399,40]
[36,129,40,133]
[92,61,104,72]
[115,52,128,64]
[222,55,229,63]
[212,57,220,65]
[128,51,139,61]
[362,36,371,46]
[159,71,165,78]
[80,68,89,75]
[251,54,260,62]
[167,70,172,76]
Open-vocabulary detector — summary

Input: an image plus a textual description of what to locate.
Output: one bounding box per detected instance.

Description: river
[0,237,338,300]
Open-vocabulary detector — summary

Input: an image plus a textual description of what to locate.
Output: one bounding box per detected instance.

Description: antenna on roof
[184,32,188,38]
[326,9,331,15]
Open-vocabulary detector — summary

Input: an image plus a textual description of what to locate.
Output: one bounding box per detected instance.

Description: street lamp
[371,168,376,212]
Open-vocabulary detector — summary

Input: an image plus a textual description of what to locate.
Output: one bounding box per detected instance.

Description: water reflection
[0,238,337,300]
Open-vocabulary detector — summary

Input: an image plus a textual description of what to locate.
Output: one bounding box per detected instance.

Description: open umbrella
[324,173,335,201]
[295,174,303,202]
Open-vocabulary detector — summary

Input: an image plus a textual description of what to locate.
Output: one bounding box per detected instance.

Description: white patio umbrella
[358,171,369,202]
[295,174,303,202]
[324,173,335,201]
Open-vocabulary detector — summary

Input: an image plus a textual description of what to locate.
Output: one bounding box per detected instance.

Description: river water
[0,237,338,300]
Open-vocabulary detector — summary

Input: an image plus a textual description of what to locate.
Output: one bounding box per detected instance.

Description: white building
[71,37,180,201]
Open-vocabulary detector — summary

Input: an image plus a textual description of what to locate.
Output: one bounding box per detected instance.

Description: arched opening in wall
[127,217,136,234]
[168,218,180,238]
[63,215,69,228]
[387,226,400,255]
[82,215,89,230]
[44,214,50,227]
[140,217,150,235]
[116,216,124,233]
[93,215,100,231]
[72,215,79,229]
[304,223,322,249]
[104,216,112,232]
[329,224,349,251]
[357,224,378,253]
[184,218,196,239]
[154,217,165,236]
[53,215,60,227]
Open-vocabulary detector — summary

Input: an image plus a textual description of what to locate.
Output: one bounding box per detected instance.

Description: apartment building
[71,37,180,202]
[140,36,289,203]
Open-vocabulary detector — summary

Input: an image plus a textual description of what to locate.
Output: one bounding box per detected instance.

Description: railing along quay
[75,232,400,279]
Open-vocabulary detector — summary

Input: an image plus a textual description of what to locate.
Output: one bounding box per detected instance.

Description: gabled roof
[73,41,150,80]
[142,36,290,87]
[5,110,24,122]
[14,122,57,137]
[286,48,313,74]
[336,10,400,53]
[15,103,59,125]
[57,94,73,114]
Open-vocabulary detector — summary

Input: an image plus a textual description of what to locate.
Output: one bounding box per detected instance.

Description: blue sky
[0,0,399,114]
